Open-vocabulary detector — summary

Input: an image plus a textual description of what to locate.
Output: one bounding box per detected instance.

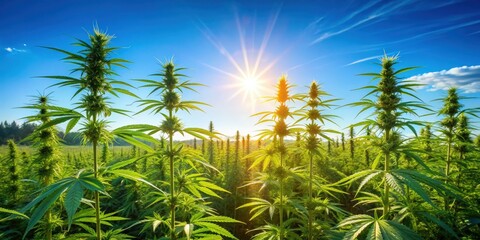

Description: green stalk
[46,210,52,239]
[93,113,100,239]
[383,128,390,217]
[308,153,313,240]
[308,117,314,240]
[445,137,452,184]
[444,136,452,211]
[439,88,461,211]
[93,140,101,240]
[279,136,284,240]
[45,173,53,240]
[169,110,176,240]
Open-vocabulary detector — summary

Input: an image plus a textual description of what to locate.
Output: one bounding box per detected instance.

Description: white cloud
[346,55,382,66]
[310,0,418,44]
[4,47,27,53]
[407,65,480,93]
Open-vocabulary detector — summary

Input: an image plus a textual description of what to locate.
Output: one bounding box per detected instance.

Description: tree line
[0,120,130,146]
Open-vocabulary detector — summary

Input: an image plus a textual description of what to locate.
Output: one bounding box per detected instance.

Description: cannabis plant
[339,54,457,239]
[6,140,19,204]
[301,81,339,239]
[134,60,237,239]
[439,88,462,186]
[244,75,302,239]
[23,94,61,239]
[437,88,479,218]
[22,26,144,239]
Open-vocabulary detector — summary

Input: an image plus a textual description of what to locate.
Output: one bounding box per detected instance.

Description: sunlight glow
[198,8,282,112]
[243,76,259,93]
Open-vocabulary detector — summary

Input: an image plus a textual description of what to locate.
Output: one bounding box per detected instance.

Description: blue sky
[1,0,480,139]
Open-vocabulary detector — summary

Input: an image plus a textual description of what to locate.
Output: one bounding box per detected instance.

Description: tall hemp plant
[419,125,433,161]
[439,88,462,188]
[135,60,238,239]
[21,27,146,239]
[437,88,478,230]
[302,81,339,240]
[337,54,458,239]
[242,76,301,240]
[6,140,19,204]
[23,94,61,239]
[455,113,471,167]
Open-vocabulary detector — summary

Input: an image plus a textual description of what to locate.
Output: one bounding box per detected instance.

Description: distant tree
[0,120,37,145]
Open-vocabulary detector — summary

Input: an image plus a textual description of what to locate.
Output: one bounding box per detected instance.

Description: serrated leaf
[65,181,83,227]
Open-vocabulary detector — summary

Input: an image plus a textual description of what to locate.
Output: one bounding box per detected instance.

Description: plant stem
[46,176,53,240]
[279,137,284,240]
[444,137,452,211]
[445,138,452,183]
[46,209,52,240]
[308,153,313,240]
[93,139,101,240]
[383,129,390,218]
[169,110,176,240]
[45,170,53,240]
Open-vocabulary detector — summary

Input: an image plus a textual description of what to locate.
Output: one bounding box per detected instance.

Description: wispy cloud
[407,65,480,93]
[4,46,27,53]
[345,55,382,66]
[330,0,381,29]
[309,0,468,45]
[470,29,480,35]
[311,15,377,45]
[370,19,480,48]
[310,0,418,44]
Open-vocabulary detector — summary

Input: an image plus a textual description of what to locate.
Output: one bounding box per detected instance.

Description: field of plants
[1,28,480,240]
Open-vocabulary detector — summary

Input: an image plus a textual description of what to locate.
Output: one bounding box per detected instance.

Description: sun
[227,72,268,111]
[198,9,281,112]
[243,77,258,92]
[243,76,259,93]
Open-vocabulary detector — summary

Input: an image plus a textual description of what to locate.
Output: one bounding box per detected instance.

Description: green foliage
[335,214,422,240]
[6,139,19,203]
[3,38,480,240]
[243,75,304,240]
[130,60,237,239]
[21,170,104,238]
[301,81,339,240]
[23,26,144,240]
[0,207,29,222]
